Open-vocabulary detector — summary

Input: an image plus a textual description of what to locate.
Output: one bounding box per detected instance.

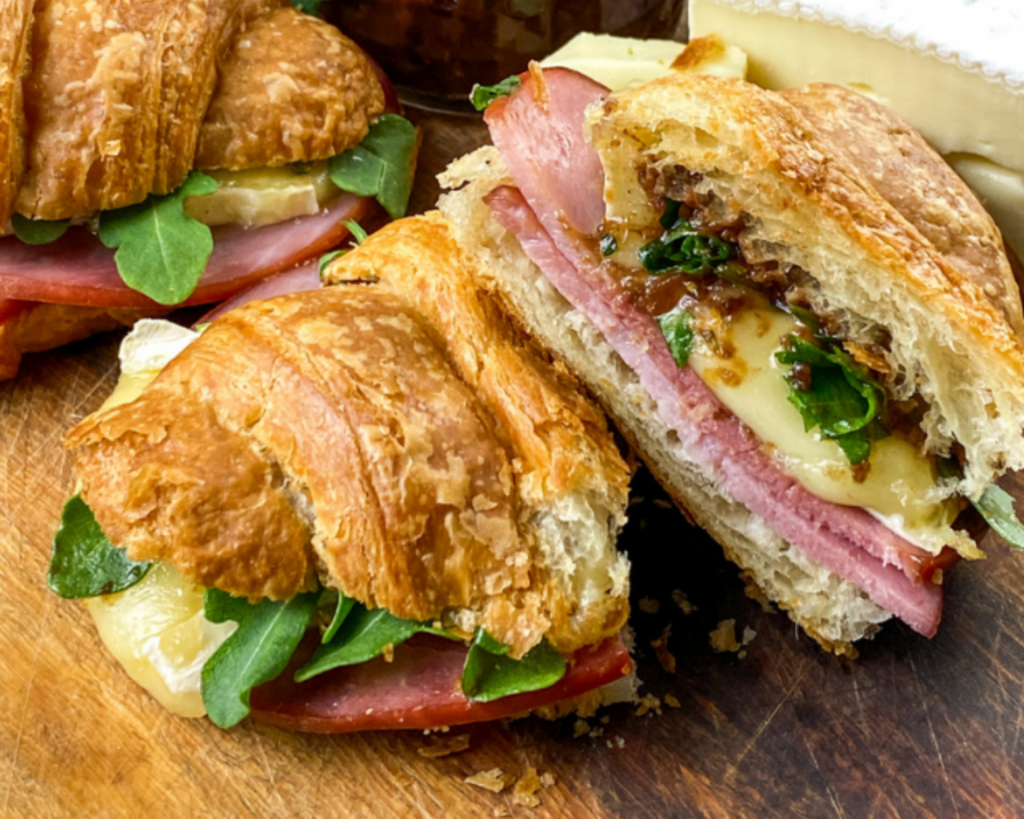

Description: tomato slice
[249,635,634,733]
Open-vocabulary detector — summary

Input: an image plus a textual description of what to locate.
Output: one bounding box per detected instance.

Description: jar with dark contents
[327,0,685,112]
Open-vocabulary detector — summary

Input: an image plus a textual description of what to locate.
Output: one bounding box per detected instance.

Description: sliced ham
[485,68,947,637]
[0,193,371,309]
[196,261,321,325]
[250,634,633,733]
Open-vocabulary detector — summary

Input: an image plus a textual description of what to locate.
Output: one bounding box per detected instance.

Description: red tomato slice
[249,635,634,733]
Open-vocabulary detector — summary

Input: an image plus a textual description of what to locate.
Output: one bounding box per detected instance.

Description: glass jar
[328,0,685,112]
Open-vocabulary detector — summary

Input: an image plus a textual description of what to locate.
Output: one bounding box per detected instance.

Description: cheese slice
[183,162,336,229]
[688,0,1024,261]
[687,297,970,556]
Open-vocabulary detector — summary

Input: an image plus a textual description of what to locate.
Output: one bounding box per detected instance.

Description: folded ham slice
[484,68,946,637]
[251,634,633,733]
[0,193,370,309]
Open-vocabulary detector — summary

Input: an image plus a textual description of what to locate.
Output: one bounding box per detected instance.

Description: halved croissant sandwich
[439,66,1024,653]
[51,215,635,731]
[0,0,415,380]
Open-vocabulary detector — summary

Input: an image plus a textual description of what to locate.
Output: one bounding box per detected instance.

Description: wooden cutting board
[3,110,1024,819]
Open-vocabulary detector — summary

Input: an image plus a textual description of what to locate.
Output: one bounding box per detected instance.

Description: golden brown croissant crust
[195,6,384,171]
[7,1,382,222]
[67,216,631,657]
[0,0,31,227]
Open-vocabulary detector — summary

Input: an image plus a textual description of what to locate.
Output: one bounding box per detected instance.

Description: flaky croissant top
[1,0,384,223]
[66,216,632,658]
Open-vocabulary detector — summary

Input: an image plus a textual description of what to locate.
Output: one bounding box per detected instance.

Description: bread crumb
[742,626,757,647]
[540,773,555,788]
[635,693,662,717]
[589,726,605,739]
[664,693,681,709]
[512,767,541,807]
[651,625,677,674]
[573,719,590,738]
[417,733,471,759]
[465,768,516,793]
[710,619,741,653]
[672,589,697,614]
[741,575,776,613]
[638,597,661,614]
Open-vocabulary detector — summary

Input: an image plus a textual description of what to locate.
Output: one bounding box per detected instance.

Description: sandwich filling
[478,67,1007,639]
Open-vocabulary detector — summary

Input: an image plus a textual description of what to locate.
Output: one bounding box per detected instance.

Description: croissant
[11,0,384,222]
[65,215,631,659]
[0,0,388,380]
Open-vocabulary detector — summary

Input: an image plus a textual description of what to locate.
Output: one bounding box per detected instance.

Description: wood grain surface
[4,109,1024,819]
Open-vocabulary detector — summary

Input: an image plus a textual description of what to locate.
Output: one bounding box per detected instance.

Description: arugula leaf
[470,75,522,110]
[973,484,1024,550]
[11,213,70,245]
[98,172,218,306]
[344,219,368,244]
[317,220,369,277]
[201,589,319,729]
[289,0,323,15]
[638,203,736,277]
[329,115,417,219]
[47,495,150,599]
[318,249,346,277]
[461,629,566,703]
[322,595,355,644]
[657,307,694,368]
[294,602,453,682]
[775,335,887,465]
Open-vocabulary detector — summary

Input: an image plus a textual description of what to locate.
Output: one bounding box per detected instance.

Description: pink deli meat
[250,634,633,733]
[484,68,945,637]
[0,193,371,309]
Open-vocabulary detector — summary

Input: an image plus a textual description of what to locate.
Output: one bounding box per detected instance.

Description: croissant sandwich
[50,215,635,732]
[438,65,1024,653]
[0,0,416,380]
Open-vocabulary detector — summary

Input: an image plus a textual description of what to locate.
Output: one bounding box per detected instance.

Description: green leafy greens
[200,589,319,729]
[775,335,888,465]
[47,495,151,599]
[316,219,369,277]
[329,115,417,219]
[470,75,522,111]
[461,629,566,703]
[657,306,695,368]
[97,172,218,306]
[291,594,568,703]
[11,213,70,245]
[600,234,618,256]
[973,484,1024,550]
[638,201,737,277]
[294,602,453,682]
[289,0,323,15]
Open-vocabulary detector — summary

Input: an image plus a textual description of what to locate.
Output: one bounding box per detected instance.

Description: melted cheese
[688,299,963,553]
[87,321,231,717]
[87,564,235,718]
[183,162,336,228]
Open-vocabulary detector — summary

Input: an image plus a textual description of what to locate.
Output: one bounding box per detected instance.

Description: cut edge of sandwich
[438,145,893,650]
